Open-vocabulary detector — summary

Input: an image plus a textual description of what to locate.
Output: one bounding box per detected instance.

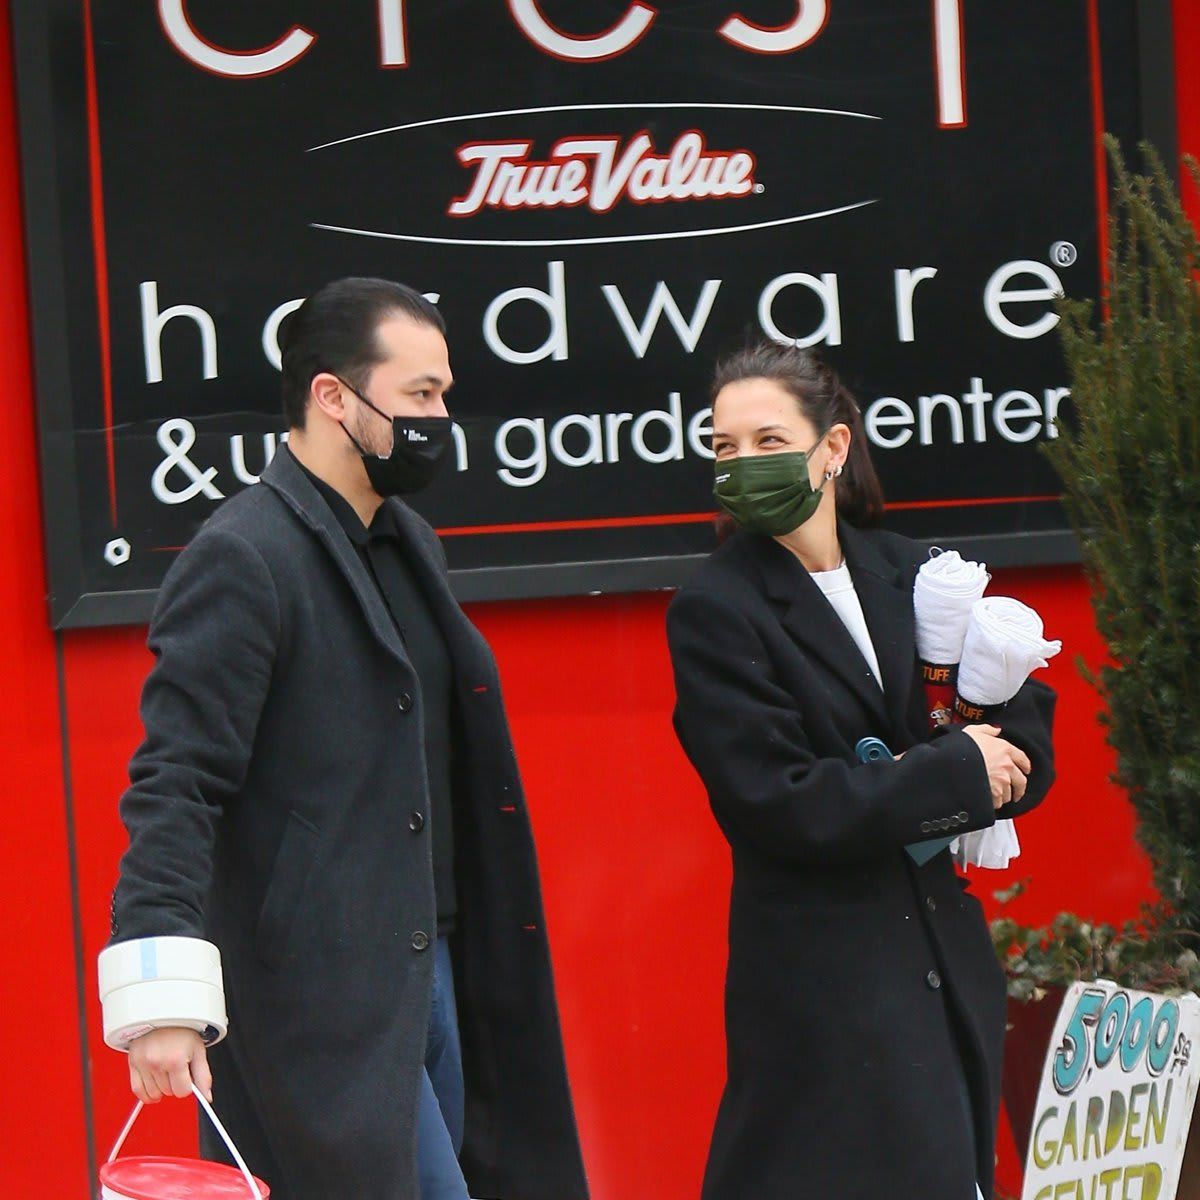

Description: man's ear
[311,372,347,422]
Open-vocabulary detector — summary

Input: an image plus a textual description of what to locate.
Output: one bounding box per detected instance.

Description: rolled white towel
[913,549,990,665]
[953,596,1061,870]
[957,596,1063,706]
[956,818,1022,869]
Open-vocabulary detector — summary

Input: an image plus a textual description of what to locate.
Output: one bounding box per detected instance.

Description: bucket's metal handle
[107,1082,263,1198]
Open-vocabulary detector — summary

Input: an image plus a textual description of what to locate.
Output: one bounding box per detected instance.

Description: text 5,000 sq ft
[1054,989,1190,1098]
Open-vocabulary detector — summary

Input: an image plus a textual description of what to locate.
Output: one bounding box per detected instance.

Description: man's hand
[127,1027,212,1104]
[961,723,1032,809]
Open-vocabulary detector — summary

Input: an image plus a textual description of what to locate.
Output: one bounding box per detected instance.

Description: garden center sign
[11,2,1165,625]
[1023,982,1200,1200]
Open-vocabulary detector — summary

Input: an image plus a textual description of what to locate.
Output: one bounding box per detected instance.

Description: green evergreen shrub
[993,140,1200,997]
[1046,138,1200,928]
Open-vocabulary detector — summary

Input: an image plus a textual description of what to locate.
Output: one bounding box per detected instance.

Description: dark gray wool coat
[667,524,1056,1200]
[110,448,588,1200]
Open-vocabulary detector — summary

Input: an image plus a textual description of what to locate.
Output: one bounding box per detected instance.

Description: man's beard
[352,406,393,459]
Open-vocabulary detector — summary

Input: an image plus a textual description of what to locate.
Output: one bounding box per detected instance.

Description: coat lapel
[839,523,918,744]
[750,533,892,733]
[259,450,412,668]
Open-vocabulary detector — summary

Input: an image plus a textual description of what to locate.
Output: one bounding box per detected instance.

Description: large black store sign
[13,2,1162,626]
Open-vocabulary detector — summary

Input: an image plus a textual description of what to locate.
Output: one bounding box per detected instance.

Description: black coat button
[411,931,430,951]
[926,970,941,990]
[409,811,425,833]
[397,693,413,713]
[926,896,937,913]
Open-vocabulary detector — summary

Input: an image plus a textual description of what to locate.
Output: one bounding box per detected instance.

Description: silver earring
[824,468,835,482]
[834,463,844,478]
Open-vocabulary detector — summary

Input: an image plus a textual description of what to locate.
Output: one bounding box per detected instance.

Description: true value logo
[448,131,756,217]
[1022,981,1200,1200]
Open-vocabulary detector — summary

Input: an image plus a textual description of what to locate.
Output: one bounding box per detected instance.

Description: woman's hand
[961,723,1032,809]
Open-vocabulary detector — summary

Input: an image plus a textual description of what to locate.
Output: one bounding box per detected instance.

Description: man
[103,278,588,1200]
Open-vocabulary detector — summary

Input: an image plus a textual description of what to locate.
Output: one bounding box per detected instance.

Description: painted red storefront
[1,4,1196,1195]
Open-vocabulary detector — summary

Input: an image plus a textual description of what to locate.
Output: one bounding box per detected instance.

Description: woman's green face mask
[713,434,828,536]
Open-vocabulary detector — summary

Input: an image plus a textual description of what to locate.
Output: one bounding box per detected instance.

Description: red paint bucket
[100,1083,269,1199]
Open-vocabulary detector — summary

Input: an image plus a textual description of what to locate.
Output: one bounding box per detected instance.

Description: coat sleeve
[666,586,995,865]
[110,527,280,943]
[992,677,1057,819]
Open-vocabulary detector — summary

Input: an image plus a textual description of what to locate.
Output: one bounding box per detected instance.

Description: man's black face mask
[336,376,454,497]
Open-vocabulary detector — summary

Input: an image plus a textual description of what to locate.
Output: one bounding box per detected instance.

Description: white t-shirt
[809,562,884,690]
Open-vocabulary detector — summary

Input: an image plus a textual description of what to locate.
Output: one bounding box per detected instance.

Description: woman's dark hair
[278,277,446,429]
[711,341,885,528]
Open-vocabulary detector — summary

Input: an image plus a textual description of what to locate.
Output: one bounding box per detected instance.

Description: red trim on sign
[1086,0,1110,295]
[885,493,1061,513]
[433,496,1062,538]
[83,0,117,527]
[154,498,1061,551]
[434,511,719,537]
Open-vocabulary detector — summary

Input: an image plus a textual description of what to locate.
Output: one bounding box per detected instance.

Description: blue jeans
[417,936,468,1200]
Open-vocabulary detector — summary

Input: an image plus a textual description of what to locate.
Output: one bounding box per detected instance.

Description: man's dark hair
[278,277,446,429]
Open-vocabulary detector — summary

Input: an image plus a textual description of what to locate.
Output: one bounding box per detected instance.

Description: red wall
[0,4,92,1193]
[2,5,1194,1195]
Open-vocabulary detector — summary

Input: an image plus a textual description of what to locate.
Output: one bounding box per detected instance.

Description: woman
[667,343,1055,1200]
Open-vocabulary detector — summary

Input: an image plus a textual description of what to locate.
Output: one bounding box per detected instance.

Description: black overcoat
[111,448,588,1200]
[666,524,1055,1200]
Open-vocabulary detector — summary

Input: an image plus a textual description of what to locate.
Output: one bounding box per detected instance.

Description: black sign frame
[10,1,1179,629]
